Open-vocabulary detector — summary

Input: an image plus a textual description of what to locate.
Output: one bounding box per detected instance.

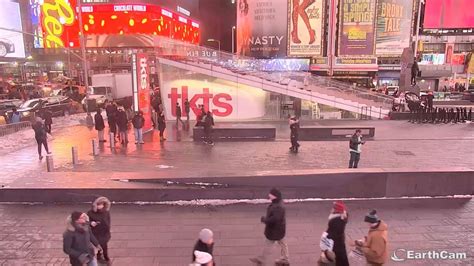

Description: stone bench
[299,126,375,141]
[193,127,276,141]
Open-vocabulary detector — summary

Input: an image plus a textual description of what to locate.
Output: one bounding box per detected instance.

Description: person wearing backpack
[32,117,51,160]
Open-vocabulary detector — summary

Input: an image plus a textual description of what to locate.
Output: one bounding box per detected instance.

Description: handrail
[0,121,31,137]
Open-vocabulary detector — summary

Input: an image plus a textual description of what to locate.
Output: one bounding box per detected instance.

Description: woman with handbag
[319,201,349,266]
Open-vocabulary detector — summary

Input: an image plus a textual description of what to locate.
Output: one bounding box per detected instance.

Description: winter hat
[333,201,346,213]
[194,251,212,264]
[199,228,214,244]
[364,209,380,224]
[70,211,83,223]
[269,188,282,199]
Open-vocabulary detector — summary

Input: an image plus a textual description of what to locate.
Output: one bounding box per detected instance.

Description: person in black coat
[325,201,349,266]
[32,117,50,160]
[157,111,167,141]
[203,111,215,145]
[94,109,106,142]
[116,107,129,144]
[42,109,53,134]
[185,99,191,121]
[132,111,145,144]
[192,228,215,266]
[105,101,118,138]
[87,197,111,264]
[63,211,101,266]
[289,116,300,152]
[250,188,289,265]
[176,102,185,128]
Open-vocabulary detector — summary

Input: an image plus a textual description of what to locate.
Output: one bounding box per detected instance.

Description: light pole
[414,0,424,58]
[231,26,236,54]
[77,0,93,125]
[207,38,221,53]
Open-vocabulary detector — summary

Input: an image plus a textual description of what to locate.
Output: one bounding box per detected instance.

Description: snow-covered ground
[0,113,88,155]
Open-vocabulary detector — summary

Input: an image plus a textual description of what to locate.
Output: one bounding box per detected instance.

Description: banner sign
[287,0,325,57]
[132,53,153,132]
[236,0,288,58]
[336,57,377,64]
[375,0,413,56]
[338,0,376,56]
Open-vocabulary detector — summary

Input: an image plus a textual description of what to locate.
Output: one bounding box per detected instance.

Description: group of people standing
[409,105,472,124]
[62,191,389,266]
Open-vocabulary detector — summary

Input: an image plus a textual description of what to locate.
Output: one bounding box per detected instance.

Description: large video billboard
[287,0,325,57]
[0,1,26,58]
[338,0,376,57]
[236,0,287,58]
[375,0,413,56]
[423,0,474,29]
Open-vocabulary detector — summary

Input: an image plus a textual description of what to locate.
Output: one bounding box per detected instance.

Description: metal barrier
[0,121,32,137]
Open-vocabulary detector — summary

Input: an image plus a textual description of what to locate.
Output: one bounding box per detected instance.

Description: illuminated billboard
[236,0,288,58]
[375,0,413,56]
[287,0,325,57]
[423,0,474,29]
[0,1,26,58]
[30,1,200,48]
[338,0,376,57]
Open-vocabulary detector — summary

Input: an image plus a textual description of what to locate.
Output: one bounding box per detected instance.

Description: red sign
[136,53,153,132]
[424,0,474,29]
[168,86,233,117]
[35,2,200,48]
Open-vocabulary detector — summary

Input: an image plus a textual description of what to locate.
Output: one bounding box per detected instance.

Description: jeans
[36,138,49,156]
[134,128,143,143]
[258,238,289,265]
[349,151,361,168]
[98,130,104,141]
[88,257,98,266]
[119,130,128,144]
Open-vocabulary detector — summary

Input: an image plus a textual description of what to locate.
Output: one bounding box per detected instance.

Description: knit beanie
[333,201,346,213]
[269,188,282,200]
[194,251,212,264]
[199,228,214,244]
[364,209,380,224]
[70,211,82,223]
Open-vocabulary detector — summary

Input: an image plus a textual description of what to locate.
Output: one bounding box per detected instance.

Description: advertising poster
[288,0,325,57]
[236,0,288,58]
[133,53,153,132]
[375,0,413,56]
[424,0,474,29]
[0,1,26,58]
[338,0,376,56]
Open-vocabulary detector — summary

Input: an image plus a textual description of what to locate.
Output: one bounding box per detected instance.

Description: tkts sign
[168,86,233,117]
[133,53,153,131]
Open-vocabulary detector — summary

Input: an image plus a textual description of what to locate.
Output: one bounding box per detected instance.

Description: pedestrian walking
[157,111,167,141]
[63,211,102,266]
[354,210,389,266]
[319,201,349,266]
[250,188,289,266]
[203,111,214,145]
[10,107,21,123]
[185,99,191,121]
[427,91,434,110]
[132,111,145,144]
[116,106,129,145]
[349,129,365,168]
[289,116,300,153]
[87,197,112,265]
[94,109,106,143]
[468,107,472,121]
[176,102,185,128]
[42,109,53,134]
[105,101,118,139]
[192,229,215,266]
[32,117,51,160]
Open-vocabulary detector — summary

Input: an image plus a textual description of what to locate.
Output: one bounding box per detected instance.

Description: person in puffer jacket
[87,197,112,264]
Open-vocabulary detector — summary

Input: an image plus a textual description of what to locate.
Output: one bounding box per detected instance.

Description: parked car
[6,96,73,121]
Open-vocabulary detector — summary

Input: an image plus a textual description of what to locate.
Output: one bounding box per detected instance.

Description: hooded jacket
[63,214,100,266]
[94,113,105,131]
[116,110,128,131]
[132,114,145,129]
[86,197,111,243]
[262,193,286,241]
[361,221,389,265]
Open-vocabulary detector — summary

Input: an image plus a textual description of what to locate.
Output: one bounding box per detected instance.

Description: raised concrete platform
[298,126,375,140]
[1,168,471,203]
[192,127,276,141]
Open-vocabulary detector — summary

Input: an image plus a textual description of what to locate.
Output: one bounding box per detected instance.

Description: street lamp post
[414,0,424,58]
[231,26,236,54]
[77,0,93,126]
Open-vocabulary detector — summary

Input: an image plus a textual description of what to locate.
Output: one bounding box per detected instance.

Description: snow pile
[0,113,87,155]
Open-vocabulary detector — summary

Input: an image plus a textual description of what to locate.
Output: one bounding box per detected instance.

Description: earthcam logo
[391,248,467,262]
